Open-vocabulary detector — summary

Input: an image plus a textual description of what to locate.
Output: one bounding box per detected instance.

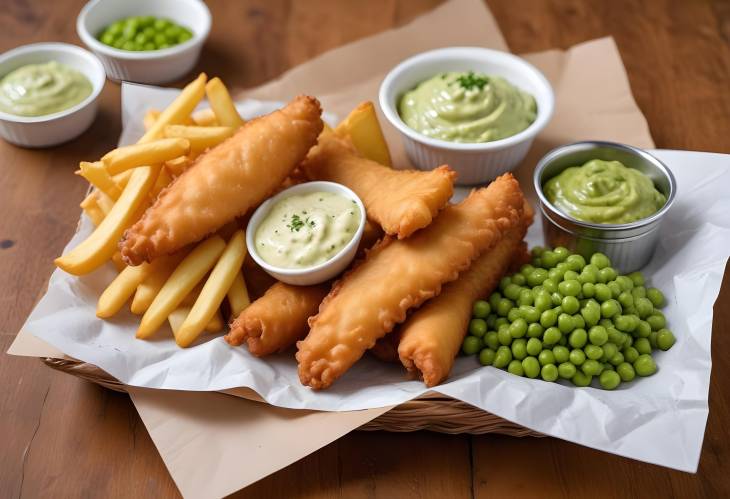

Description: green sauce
[398,71,537,143]
[0,61,92,117]
[255,191,361,269]
[543,159,667,224]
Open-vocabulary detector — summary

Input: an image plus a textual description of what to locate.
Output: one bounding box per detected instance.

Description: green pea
[153,33,167,46]
[494,346,512,368]
[556,313,573,334]
[543,327,562,346]
[583,344,602,360]
[527,268,548,287]
[558,335,568,346]
[572,314,586,330]
[507,308,522,323]
[509,318,528,339]
[601,299,621,319]
[617,291,634,309]
[540,364,559,382]
[563,254,585,271]
[609,351,625,366]
[582,282,596,298]
[541,279,558,295]
[158,43,171,49]
[517,289,533,307]
[511,338,527,360]
[497,327,512,346]
[496,298,513,317]
[522,356,541,378]
[472,300,491,318]
[535,290,553,311]
[553,345,570,363]
[121,40,136,51]
[635,298,654,319]
[590,252,610,269]
[623,346,639,363]
[581,305,600,328]
[527,322,544,339]
[558,362,576,379]
[569,328,587,348]
[469,318,487,337]
[648,331,658,349]
[540,309,558,328]
[165,25,182,38]
[511,273,526,286]
[486,314,497,329]
[484,331,500,350]
[526,337,542,356]
[627,271,645,287]
[478,347,495,366]
[559,295,578,315]
[563,271,579,283]
[601,267,618,283]
[558,279,581,297]
[657,329,676,350]
[572,371,592,387]
[581,359,603,376]
[531,246,546,257]
[632,286,647,300]
[599,370,621,390]
[489,292,501,310]
[112,39,126,49]
[594,283,611,302]
[154,18,171,30]
[547,268,564,282]
[538,349,556,366]
[462,336,482,355]
[133,33,147,46]
[634,354,657,376]
[614,314,638,333]
[143,42,156,51]
[108,20,124,34]
[616,362,635,381]
[541,250,559,268]
[601,342,618,361]
[647,287,665,308]
[178,31,192,43]
[569,348,586,365]
[607,326,624,345]
[503,283,521,300]
[507,359,524,376]
[587,325,608,346]
[551,292,563,306]
[495,317,508,328]
[100,32,116,45]
[520,305,540,323]
[647,313,666,331]
[608,281,623,299]
[634,337,652,355]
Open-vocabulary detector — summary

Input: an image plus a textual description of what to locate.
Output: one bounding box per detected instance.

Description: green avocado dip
[0,61,92,117]
[543,159,667,224]
[255,191,361,269]
[398,71,537,143]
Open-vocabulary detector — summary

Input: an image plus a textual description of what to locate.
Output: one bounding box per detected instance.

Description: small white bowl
[379,47,554,185]
[246,182,367,286]
[76,0,211,84]
[0,43,105,148]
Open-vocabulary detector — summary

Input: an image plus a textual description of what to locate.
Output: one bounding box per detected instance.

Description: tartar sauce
[255,191,361,269]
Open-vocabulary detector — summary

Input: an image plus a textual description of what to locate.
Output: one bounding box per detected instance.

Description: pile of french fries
[55,72,393,349]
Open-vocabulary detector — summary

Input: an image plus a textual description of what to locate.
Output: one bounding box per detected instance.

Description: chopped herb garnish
[287,213,315,232]
[455,71,488,91]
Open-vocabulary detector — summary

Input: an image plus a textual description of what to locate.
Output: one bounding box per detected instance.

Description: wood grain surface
[1,1,728,497]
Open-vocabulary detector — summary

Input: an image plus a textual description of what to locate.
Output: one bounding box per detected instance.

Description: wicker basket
[42,357,542,436]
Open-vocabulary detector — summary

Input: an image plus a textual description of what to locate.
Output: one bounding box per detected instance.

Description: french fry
[130,251,188,314]
[227,270,250,318]
[191,107,219,127]
[139,73,207,143]
[205,77,244,128]
[102,138,191,175]
[77,161,122,200]
[335,101,392,167]
[175,230,246,347]
[96,262,154,318]
[96,191,115,215]
[179,281,205,307]
[163,125,234,153]
[205,309,224,332]
[112,169,134,190]
[143,109,161,131]
[136,236,226,339]
[111,252,125,272]
[164,155,192,177]
[151,165,173,199]
[168,306,223,334]
[55,165,158,276]
[82,201,105,227]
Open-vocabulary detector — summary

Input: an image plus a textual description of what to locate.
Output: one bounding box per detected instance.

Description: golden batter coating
[296,174,525,389]
[300,132,455,239]
[120,96,323,265]
[397,203,533,387]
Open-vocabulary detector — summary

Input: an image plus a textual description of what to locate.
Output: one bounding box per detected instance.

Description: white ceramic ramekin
[379,47,554,185]
[76,0,211,84]
[0,43,105,148]
[246,182,367,286]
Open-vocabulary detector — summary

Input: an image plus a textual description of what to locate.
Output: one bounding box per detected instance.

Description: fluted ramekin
[379,47,554,185]
[0,43,105,148]
[534,141,677,273]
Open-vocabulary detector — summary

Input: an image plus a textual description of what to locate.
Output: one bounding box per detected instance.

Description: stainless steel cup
[533,141,677,273]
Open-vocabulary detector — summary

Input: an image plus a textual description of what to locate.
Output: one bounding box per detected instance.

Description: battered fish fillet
[226,220,384,356]
[225,282,330,356]
[397,203,533,387]
[301,133,455,238]
[120,96,323,265]
[296,174,525,389]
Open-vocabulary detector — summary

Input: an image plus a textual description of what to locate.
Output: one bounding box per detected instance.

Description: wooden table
[2,1,729,497]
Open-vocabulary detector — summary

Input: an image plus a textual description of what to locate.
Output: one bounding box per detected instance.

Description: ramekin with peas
[97,16,193,51]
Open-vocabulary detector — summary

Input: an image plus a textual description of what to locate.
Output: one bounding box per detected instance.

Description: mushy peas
[255,191,361,269]
[398,71,536,143]
[543,159,667,224]
[0,61,92,117]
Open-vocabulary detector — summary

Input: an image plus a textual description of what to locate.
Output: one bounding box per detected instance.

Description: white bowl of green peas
[76,0,211,84]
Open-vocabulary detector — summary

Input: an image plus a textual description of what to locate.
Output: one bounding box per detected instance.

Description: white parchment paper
[22,84,728,472]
